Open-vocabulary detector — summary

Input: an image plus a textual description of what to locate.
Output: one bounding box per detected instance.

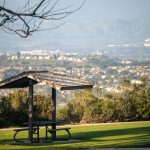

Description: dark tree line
[0,90,52,127]
[58,79,150,123]
[0,79,150,128]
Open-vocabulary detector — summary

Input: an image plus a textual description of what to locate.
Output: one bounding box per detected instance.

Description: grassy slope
[0,121,150,150]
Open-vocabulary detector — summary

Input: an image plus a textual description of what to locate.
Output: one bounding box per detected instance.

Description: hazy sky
[0,0,150,51]
[66,0,150,21]
[4,0,150,20]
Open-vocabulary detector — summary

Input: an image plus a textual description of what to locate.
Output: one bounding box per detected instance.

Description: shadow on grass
[0,126,150,149]
[72,126,150,140]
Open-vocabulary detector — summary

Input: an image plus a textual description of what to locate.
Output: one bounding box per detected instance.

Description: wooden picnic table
[31,120,62,141]
[14,120,71,142]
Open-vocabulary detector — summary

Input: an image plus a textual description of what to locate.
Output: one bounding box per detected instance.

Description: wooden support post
[52,88,56,140]
[29,80,33,143]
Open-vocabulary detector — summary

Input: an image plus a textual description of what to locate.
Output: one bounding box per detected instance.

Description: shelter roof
[0,71,93,90]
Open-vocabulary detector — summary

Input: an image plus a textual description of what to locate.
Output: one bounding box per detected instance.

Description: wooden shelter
[0,70,93,142]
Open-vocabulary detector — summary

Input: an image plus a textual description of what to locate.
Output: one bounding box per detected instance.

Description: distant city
[0,48,150,103]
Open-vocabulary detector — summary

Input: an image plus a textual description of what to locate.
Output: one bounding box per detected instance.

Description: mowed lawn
[0,121,150,150]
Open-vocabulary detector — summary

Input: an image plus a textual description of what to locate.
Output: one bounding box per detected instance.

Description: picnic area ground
[0,121,150,150]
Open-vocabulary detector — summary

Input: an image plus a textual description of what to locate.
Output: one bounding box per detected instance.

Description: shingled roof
[0,71,93,90]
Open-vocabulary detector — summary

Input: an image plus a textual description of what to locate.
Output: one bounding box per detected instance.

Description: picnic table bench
[13,127,39,142]
[13,121,71,142]
[46,127,71,140]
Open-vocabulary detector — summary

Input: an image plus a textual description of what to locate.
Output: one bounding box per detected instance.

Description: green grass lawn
[0,121,150,150]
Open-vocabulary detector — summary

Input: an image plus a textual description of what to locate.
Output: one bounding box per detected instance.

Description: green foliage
[0,79,150,127]
[34,94,52,120]
[58,90,101,123]
[0,90,52,127]
[132,81,150,120]
[58,79,150,123]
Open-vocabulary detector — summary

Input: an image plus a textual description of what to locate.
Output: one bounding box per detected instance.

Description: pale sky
[4,0,150,20]
[0,0,150,51]
[68,0,150,21]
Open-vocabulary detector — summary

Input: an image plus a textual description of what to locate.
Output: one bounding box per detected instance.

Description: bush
[58,80,150,123]
[0,90,52,127]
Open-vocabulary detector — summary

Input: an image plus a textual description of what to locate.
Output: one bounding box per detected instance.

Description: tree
[0,90,52,127]
[0,0,86,38]
[120,79,131,91]
[58,90,101,123]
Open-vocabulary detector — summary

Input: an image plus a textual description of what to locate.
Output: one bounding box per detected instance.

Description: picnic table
[13,120,71,142]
